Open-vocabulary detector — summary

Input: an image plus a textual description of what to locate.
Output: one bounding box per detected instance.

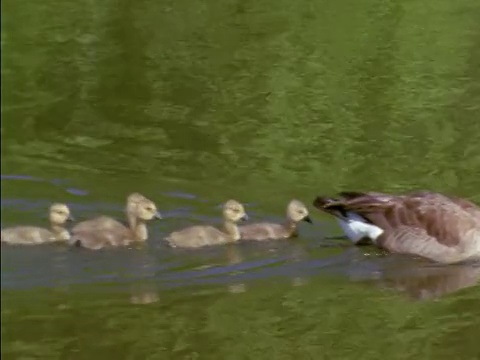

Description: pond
[2,0,480,358]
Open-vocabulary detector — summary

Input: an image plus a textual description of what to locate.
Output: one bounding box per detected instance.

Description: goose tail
[313,193,385,244]
[313,196,346,219]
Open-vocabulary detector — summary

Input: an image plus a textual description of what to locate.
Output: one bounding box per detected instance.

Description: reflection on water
[375,259,480,301]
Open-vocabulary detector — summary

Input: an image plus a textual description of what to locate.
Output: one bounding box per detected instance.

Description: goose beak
[303,215,313,224]
[241,214,249,222]
[154,211,163,220]
[67,215,75,222]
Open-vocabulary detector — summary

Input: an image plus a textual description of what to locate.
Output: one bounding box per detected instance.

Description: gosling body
[240,200,312,241]
[165,199,248,248]
[1,203,74,245]
[71,193,161,250]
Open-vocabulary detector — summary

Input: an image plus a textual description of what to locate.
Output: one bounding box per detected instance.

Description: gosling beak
[241,214,249,222]
[67,215,75,222]
[154,211,163,220]
[303,215,313,224]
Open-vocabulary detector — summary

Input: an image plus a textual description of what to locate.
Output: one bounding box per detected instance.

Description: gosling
[1,203,74,245]
[71,193,147,233]
[240,199,312,241]
[71,193,161,250]
[165,199,248,248]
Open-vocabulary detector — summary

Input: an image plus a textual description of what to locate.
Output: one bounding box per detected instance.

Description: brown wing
[325,192,477,247]
[444,196,480,218]
[398,190,480,218]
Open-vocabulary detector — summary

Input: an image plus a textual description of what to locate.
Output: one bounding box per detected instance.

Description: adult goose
[313,191,480,264]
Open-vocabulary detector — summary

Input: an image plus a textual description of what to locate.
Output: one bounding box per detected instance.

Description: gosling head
[128,194,162,221]
[223,200,248,223]
[127,192,147,205]
[287,200,312,224]
[49,203,74,226]
[126,192,147,212]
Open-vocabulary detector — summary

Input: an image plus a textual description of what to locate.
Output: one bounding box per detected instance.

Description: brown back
[318,191,480,248]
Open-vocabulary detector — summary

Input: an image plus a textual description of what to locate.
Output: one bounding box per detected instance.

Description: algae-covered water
[2,0,480,358]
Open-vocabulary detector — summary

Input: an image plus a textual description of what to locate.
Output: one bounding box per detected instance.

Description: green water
[2,0,480,358]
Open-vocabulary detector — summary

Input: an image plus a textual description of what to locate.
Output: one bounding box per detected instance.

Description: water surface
[2,0,480,358]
